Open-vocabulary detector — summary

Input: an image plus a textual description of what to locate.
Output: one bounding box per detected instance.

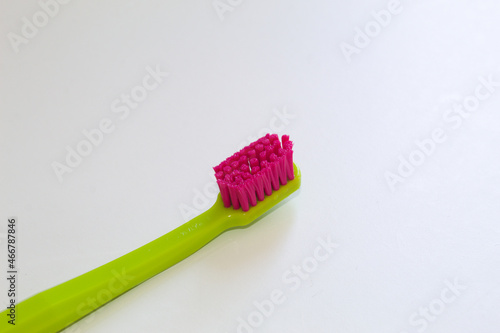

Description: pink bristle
[277,156,288,185]
[237,188,249,211]
[231,152,240,161]
[260,167,273,195]
[283,141,294,180]
[285,150,294,180]
[259,151,267,162]
[234,175,243,184]
[265,145,273,159]
[272,140,280,154]
[239,155,248,164]
[268,161,280,190]
[248,150,256,159]
[253,173,265,200]
[240,164,250,173]
[270,153,287,185]
[228,185,240,209]
[260,138,270,146]
[213,134,294,211]
[249,157,259,170]
[255,144,264,156]
[244,179,258,206]
[217,180,231,207]
[216,161,227,172]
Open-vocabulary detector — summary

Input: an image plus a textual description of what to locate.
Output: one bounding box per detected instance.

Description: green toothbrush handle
[0,199,236,333]
[1,163,300,333]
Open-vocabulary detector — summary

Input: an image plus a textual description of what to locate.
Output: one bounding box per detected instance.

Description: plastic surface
[0,164,301,333]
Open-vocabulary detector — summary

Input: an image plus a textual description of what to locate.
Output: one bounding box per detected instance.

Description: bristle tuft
[213,133,295,211]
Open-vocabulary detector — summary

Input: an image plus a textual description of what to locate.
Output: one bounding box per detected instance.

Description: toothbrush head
[213,134,300,212]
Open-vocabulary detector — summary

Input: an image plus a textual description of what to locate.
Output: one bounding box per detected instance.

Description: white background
[1,0,500,332]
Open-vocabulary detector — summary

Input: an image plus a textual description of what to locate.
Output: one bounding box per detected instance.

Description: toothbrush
[1,133,301,333]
